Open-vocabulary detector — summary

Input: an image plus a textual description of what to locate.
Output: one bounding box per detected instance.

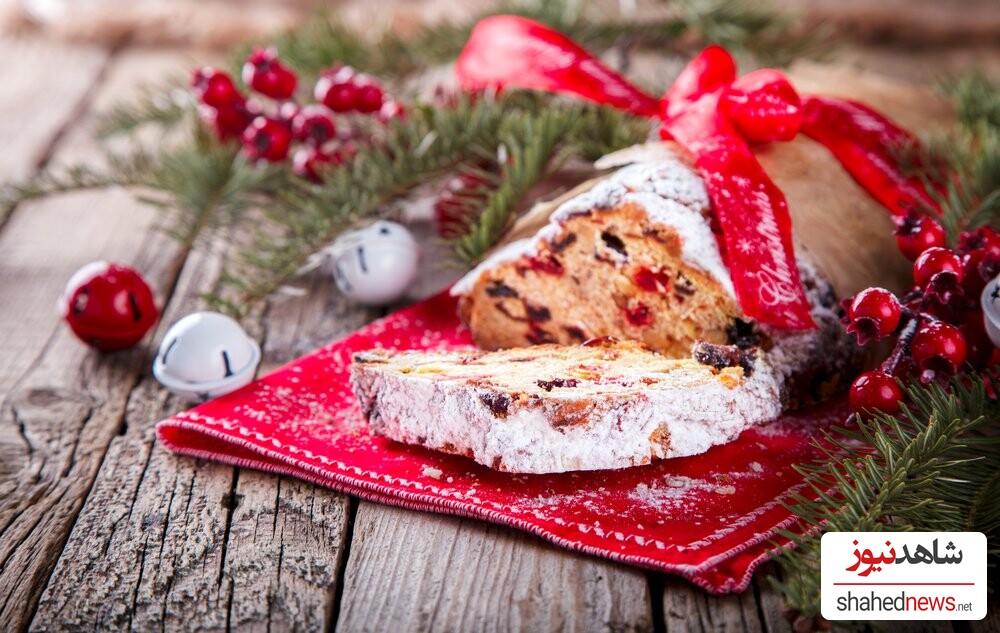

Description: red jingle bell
[59,261,159,352]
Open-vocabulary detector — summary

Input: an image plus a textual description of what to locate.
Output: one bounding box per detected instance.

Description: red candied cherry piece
[634,266,672,294]
[913,247,964,304]
[520,252,564,276]
[913,247,963,287]
[849,371,903,416]
[625,302,654,327]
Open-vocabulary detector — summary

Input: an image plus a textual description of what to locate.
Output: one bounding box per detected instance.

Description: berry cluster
[845,209,1000,416]
[191,48,404,181]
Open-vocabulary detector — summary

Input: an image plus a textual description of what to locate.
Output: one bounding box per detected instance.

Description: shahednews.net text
[835,591,977,613]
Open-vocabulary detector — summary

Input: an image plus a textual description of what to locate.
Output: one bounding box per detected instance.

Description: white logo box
[821,532,987,621]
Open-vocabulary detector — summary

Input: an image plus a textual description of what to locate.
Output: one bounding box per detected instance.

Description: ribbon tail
[801,96,940,216]
[693,136,816,329]
[455,15,660,117]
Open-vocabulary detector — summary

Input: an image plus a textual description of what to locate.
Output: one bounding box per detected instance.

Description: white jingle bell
[152,311,262,402]
[981,275,1000,348]
[329,220,420,305]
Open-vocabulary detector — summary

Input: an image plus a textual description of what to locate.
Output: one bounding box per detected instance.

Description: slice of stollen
[353,338,815,474]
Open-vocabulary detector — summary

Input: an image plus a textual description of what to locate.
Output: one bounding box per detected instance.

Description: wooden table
[1,36,997,633]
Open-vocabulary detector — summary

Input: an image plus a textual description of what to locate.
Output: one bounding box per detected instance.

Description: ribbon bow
[456,16,938,329]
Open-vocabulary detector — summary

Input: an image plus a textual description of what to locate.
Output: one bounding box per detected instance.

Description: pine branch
[212,96,516,317]
[453,109,574,263]
[672,0,830,66]
[235,0,819,84]
[772,374,1000,619]
[97,77,193,138]
[0,149,156,210]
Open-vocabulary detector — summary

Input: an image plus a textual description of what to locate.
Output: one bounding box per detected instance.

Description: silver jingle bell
[329,220,420,305]
[981,275,1000,349]
[152,311,262,402]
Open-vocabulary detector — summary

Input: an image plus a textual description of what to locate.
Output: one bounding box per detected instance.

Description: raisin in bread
[352,340,787,473]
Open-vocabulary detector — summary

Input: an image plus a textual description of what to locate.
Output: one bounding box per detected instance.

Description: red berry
[354,77,384,113]
[894,211,945,261]
[914,247,962,286]
[911,321,967,383]
[849,371,903,416]
[291,105,336,146]
[961,249,990,297]
[199,103,252,141]
[315,66,360,112]
[192,68,243,108]
[848,293,901,342]
[242,47,298,100]
[291,146,347,181]
[241,116,292,162]
[59,261,159,352]
[844,287,902,344]
[958,226,1000,256]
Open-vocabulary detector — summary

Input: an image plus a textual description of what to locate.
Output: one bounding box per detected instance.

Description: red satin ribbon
[456,15,934,329]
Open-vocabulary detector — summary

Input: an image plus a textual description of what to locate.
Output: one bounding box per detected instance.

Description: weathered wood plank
[30,237,358,632]
[0,37,107,186]
[0,49,190,632]
[661,576,764,633]
[0,190,179,633]
[25,240,235,632]
[750,564,793,633]
[336,503,653,633]
[215,266,374,633]
[31,157,370,631]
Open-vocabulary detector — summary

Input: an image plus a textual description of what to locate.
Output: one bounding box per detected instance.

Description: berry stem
[880,312,923,376]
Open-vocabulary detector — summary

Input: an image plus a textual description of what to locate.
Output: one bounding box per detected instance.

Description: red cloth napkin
[156,291,844,594]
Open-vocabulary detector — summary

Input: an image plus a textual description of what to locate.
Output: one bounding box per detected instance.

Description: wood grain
[661,576,765,633]
[0,174,179,632]
[0,46,195,632]
[30,144,368,631]
[337,503,653,633]
[0,37,107,188]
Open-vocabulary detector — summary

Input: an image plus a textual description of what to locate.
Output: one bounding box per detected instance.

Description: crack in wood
[217,470,240,587]
[10,404,34,457]
[127,535,148,633]
[326,497,358,633]
[59,405,94,479]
